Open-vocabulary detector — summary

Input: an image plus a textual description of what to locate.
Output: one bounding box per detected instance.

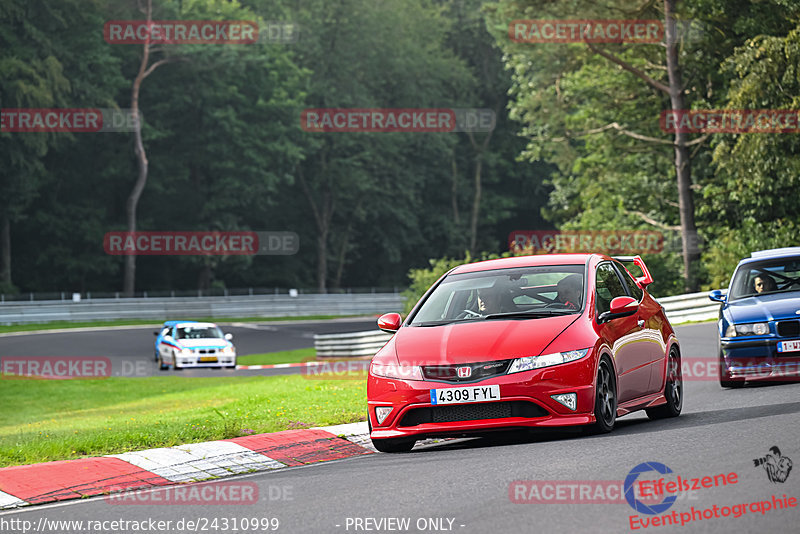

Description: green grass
[0,315,367,334]
[237,348,315,366]
[0,375,366,468]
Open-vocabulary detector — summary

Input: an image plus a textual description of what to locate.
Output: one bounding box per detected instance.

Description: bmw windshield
[410,265,585,326]
[728,256,800,300]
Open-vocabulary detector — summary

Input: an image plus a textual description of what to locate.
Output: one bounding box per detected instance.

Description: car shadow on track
[407,399,800,453]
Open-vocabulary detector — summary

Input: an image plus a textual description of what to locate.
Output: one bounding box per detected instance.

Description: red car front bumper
[367,356,597,440]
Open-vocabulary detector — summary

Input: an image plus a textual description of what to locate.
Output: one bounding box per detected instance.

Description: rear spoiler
[612,255,654,288]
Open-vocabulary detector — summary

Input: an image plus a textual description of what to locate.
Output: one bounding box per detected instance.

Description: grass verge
[0,374,366,468]
[0,315,368,335]
[237,348,315,366]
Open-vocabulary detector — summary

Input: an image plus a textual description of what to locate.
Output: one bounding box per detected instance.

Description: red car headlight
[370,361,423,381]
[507,348,589,373]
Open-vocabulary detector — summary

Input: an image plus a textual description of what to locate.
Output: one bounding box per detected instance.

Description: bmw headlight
[725,322,769,337]
[508,349,589,373]
[180,348,192,357]
[221,346,235,356]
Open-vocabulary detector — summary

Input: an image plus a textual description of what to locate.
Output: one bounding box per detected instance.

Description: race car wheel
[647,348,683,419]
[158,353,169,371]
[589,356,617,434]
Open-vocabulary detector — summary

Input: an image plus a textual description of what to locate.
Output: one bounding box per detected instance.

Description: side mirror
[153,331,159,336]
[708,290,725,303]
[377,312,402,333]
[224,333,233,341]
[598,296,638,323]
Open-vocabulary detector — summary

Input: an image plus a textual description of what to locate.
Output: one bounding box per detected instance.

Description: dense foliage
[1,0,797,296]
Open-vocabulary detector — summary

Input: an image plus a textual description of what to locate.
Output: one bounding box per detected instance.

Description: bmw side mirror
[378,312,402,333]
[708,290,725,303]
[224,333,233,341]
[598,296,638,324]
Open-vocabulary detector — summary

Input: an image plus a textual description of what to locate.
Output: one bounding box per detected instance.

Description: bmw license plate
[430,384,500,405]
[199,356,218,362]
[777,340,800,353]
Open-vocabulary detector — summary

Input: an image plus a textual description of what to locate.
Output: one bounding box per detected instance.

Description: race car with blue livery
[709,247,800,387]
[154,321,236,370]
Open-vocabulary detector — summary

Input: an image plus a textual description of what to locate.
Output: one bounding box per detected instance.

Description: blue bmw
[709,247,800,387]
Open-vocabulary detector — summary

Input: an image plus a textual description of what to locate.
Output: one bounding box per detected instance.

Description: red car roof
[450,253,599,274]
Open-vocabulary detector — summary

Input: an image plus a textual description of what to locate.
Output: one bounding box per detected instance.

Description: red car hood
[393,316,579,366]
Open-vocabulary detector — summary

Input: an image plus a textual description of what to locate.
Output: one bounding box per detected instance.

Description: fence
[312,290,724,358]
[656,290,723,324]
[0,293,407,325]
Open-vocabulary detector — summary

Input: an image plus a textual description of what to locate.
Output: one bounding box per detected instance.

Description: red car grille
[421,359,511,383]
[398,401,547,427]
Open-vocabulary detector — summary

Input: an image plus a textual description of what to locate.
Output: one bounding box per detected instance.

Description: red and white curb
[0,422,372,510]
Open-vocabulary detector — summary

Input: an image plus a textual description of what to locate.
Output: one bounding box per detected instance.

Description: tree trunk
[122,1,153,296]
[664,0,699,292]
[451,152,460,225]
[316,230,328,293]
[466,127,494,255]
[469,155,483,254]
[297,158,333,293]
[0,214,11,288]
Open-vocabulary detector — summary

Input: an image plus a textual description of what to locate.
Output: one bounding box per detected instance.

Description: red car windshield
[410,265,585,325]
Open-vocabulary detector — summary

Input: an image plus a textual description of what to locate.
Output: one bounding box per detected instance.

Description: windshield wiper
[484,310,574,320]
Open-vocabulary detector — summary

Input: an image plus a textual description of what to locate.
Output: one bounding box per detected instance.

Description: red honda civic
[367,254,682,452]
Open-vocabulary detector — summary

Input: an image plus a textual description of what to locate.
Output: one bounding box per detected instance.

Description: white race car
[156,321,236,370]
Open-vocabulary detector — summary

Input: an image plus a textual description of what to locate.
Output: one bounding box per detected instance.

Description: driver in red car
[557,274,582,310]
[477,285,503,314]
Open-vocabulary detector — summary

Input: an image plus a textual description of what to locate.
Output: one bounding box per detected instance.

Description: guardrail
[312,290,724,359]
[0,294,407,325]
[656,290,723,325]
[314,330,393,358]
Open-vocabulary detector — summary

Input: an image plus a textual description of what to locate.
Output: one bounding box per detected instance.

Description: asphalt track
[2,322,799,534]
[0,318,378,377]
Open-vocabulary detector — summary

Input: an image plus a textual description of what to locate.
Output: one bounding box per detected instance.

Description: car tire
[588,356,617,434]
[647,349,683,419]
[368,413,414,452]
[718,351,744,388]
[158,353,169,371]
[154,350,159,362]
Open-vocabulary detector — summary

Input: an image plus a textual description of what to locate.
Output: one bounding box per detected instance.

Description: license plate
[199,356,218,362]
[430,384,500,405]
[777,340,800,353]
